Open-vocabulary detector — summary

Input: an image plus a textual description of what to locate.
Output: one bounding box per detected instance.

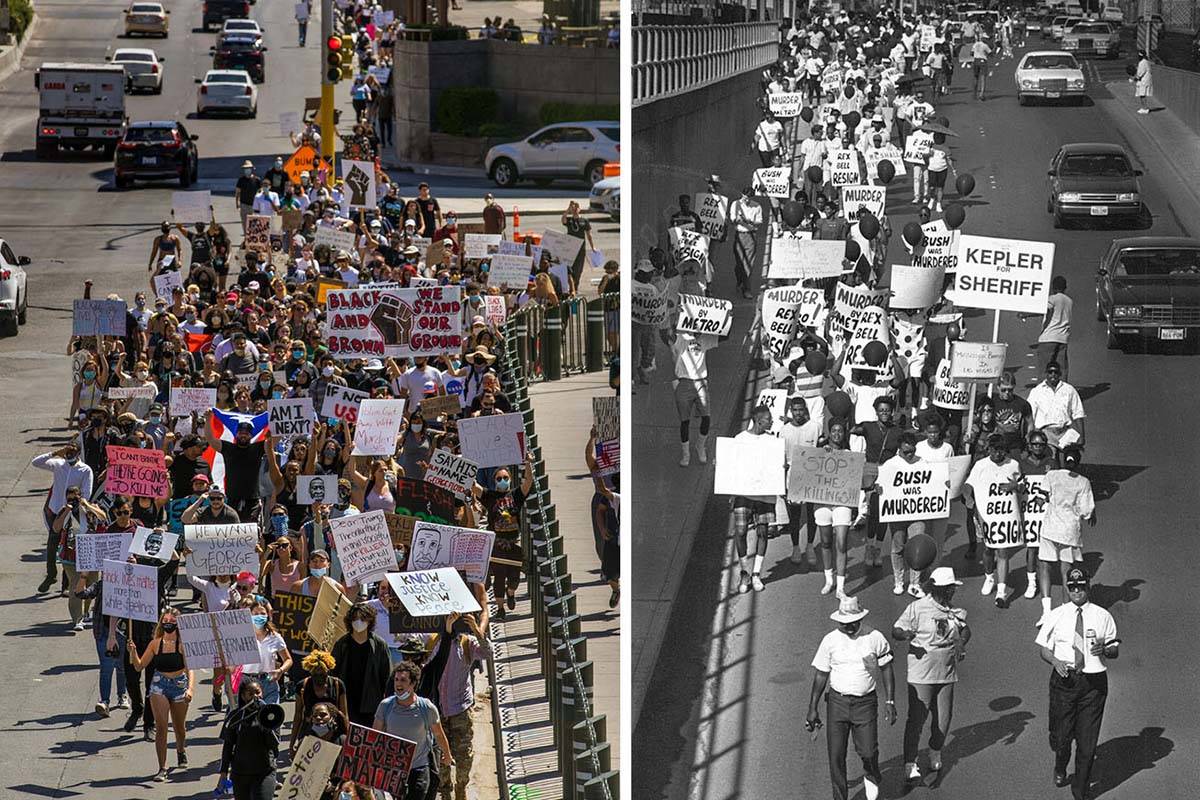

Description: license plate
[1046,91,1060,98]
[1090,206,1109,216]
[141,156,156,165]
[75,127,88,137]
[1160,328,1185,340]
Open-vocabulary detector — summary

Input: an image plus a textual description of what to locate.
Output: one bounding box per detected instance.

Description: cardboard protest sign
[668,226,710,269]
[177,608,260,668]
[337,724,417,795]
[787,446,866,506]
[830,283,889,338]
[419,393,463,419]
[913,220,959,272]
[594,438,619,478]
[866,146,906,181]
[694,192,730,240]
[289,475,333,506]
[185,522,259,576]
[950,341,1008,381]
[269,397,315,439]
[282,736,343,800]
[75,532,132,571]
[352,399,407,456]
[903,131,935,164]
[761,286,825,359]
[393,478,456,524]
[387,567,482,617]
[423,449,478,500]
[538,229,584,273]
[767,92,804,117]
[314,226,357,255]
[307,577,352,650]
[320,384,368,424]
[107,385,157,401]
[877,460,950,522]
[753,167,790,199]
[272,591,317,653]
[278,110,302,138]
[328,510,397,585]
[947,454,973,499]
[463,233,502,260]
[889,263,944,309]
[245,215,272,254]
[483,295,507,326]
[385,513,416,567]
[130,526,178,561]
[101,559,158,623]
[314,278,348,306]
[631,282,669,326]
[767,236,845,280]
[931,357,970,411]
[172,190,211,224]
[456,413,525,468]
[676,294,733,337]
[1021,473,1050,545]
[821,68,843,94]
[949,235,1055,314]
[756,388,788,435]
[487,254,533,289]
[169,387,216,417]
[827,148,862,187]
[73,299,127,337]
[840,185,887,218]
[592,396,619,442]
[713,436,785,496]
[340,159,377,211]
[405,521,495,583]
[153,270,183,301]
[105,445,169,499]
[325,286,463,360]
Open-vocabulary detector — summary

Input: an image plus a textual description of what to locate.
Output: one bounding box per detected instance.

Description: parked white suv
[0,238,30,336]
[485,121,619,189]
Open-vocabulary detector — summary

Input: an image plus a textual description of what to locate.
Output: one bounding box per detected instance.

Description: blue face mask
[251,614,268,629]
[310,567,328,578]
[272,391,284,399]
[327,417,340,426]
[495,478,511,492]
[469,295,480,304]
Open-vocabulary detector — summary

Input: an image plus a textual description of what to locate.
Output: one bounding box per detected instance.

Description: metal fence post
[585,298,605,372]
[543,308,563,381]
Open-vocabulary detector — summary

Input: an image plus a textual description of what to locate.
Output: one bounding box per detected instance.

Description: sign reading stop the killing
[950,235,1055,314]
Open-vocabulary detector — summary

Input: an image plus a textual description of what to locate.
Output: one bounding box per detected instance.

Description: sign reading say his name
[177,608,260,668]
[631,282,669,326]
[767,92,804,117]
[949,235,1055,314]
[73,299,127,337]
[753,167,790,199]
[282,736,343,800]
[321,384,368,423]
[767,236,845,280]
[105,445,169,499]
[352,398,407,456]
[170,387,216,417]
[713,436,785,497]
[456,413,525,468]
[269,397,315,438]
[337,724,417,795]
[185,523,259,576]
[328,510,398,585]
[76,532,132,571]
[877,460,950,522]
[761,286,825,359]
[423,449,478,500]
[668,226,709,266]
[841,185,887,218]
[272,591,317,653]
[676,294,733,337]
[325,286,463,360]
[406,521,495,583]
[787,446,866,506]
[694,192,730,240]
[102,559,158,623]
[951,341,1008,381]
[387,567,482,617]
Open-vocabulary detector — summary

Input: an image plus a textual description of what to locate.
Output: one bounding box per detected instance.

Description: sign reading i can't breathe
[949,235,1055,314]
[676,294,733,336]
[105,446,169,499]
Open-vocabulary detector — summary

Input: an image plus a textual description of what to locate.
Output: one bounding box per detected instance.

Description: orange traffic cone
[512,205,520,242]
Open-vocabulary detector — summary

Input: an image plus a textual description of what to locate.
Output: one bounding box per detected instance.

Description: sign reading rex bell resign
[951,235,1055,314]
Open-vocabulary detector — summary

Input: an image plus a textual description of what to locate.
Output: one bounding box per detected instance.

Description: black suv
[211,33,267,82]
[202,0,252,31]
[114,120,199,189]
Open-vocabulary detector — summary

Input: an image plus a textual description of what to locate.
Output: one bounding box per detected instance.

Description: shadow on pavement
[1091,726,1174,798]
[1083,463,1146,502]
[1088,578,1145,609]
[920,707,1037,786]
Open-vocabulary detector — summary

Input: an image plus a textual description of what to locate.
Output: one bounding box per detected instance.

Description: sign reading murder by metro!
[950,235,1055,314]
[767,92,804,117]
[328,510,398,585]
[387,567,482,617]
[105,445,169,499]
[951,341,1008,381]
[761,286,825,358]
[753,167,790,199]
[713,436,785,497]
[73,299,127,337]
[268,397,315,439]
[631,282,669,326]
[877,460,950,522]
[102,559,158,623]
[756,388,787,435]
[325,286,463,360]
[321,384,368,424]
[406,521,495,584]
[423,448,478,500]
[185,523,259,576]
[337,724,417,796]
[768,236,845,280]
[351,398,407,456]
[840,185,887,218]
[787,446,866,506]
[177,608,260,668]
[283,736,343,800]
[694,192,730,240]
[676,294,733,337]
[668,226,709,267]
[272,591,317,653]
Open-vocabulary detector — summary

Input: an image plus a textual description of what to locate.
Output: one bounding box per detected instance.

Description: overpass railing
[633,22,778,106]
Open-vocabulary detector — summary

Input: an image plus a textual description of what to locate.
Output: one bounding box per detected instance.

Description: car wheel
[1018,94,1028,106]
[584,159,606,186]
[35,139,56,159]
[491,158,518,188]
[18,291,27,325]
[250,105,257,118]
[1105,319,1123,350]
[0,313,17,337]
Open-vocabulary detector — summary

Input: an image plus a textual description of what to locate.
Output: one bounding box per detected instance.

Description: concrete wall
[393,39,619,163]
[1148,64,1200,136]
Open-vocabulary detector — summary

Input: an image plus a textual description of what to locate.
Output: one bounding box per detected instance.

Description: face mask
[341,793,354,800]
[310,567,328,578]
[382,471,396,485]
[161,622,178,633]
[446,217,457,226]
[272,391,284,399]
[351,619,369,633]
[321,366,334,377]
[468,295,480,304]
[82,370,96,380]
[311,722,331,736]
[251,614,268,629]
[496,478,511,492]
[135,297,146,307]
[292,350,305,360]
[274,160,283,169]
[66,455,80,465]
[395,549,406,564]
[410,423,423,433]
[149,415,162,424]
[396,690,412,701]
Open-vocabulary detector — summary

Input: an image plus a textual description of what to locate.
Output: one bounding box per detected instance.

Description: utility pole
[320,0,336,184]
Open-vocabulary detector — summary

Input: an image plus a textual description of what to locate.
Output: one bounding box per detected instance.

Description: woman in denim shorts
[129,607,195,782]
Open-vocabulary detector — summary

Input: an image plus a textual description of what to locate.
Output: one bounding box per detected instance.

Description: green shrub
[538,102,619,126]
[404,23,470,41]
[477,122,521,139]
[436,87,499,136]
[10,0,34,43]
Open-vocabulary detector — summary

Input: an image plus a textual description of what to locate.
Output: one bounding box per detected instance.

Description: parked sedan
[588,173,619,212]
[114,120,199,189]
[195,69,257,118]
[123,2,169,37]
[1096,237,1200,349]
[1062,20,1120,58]
[1015,51,1086,105]
[1046,142,1143,228]
[108,48,164,93]
[0,238,29,337]
[485,121,620,188]
[211,33,267,83]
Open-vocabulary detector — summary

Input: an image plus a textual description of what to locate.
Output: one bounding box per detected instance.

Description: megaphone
[258,703,286,730]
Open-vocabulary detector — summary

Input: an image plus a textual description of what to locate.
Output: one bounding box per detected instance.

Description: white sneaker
[95,702,109,718]
[1024,581,1038,599]
[893,579,905,595]
[909,583,925,598]
[679,442,690,467]
[696,439,708,464]
[73,621,85,632]
[821,576,835,595]
[737,572,751,594]
[981,575,995,595]
[791,545,804,564]
[905,762,922,782]
[114,695,130,710]
[1137,107,1150,114]
[1035,611,1050,628]
[935,202,943,213]
[751,575,765,592]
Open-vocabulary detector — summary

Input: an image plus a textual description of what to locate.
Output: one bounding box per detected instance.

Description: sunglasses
[1066,583,1088,591]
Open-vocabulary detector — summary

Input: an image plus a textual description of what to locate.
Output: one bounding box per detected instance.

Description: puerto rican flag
[203,408,269,491]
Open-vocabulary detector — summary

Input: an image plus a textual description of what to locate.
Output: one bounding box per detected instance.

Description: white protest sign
[694,192,730,240]
[676,294,733,337]
[328,510,397,585]
[787,446,866,506]
[830,283,889,338]
[483,295,507,326]
[321,385,368,423]
[950,235,1055,314]
[352,399,407,456]
[761,286,825,359]
[866,146,906,181]
[177,608,260,668]
[424,449,478,500]
[340,159,377,211]
[931,357,970,411]
[889,263,944,309]
[592,396,620,442]
[821,69,843,94]
[753,167,790,199]
[903,131,935,164]
[325,286,464,360]
[463,233,502,260]
[842,305,894,380]
[827,148,862,187]
[406,521,495,584]
[269,397,315,439]
[456,413,525,468]
[878,460,950,522]
[538,229,583,270]
[279,110,302,138]
[713,435,785,496]
[755,388,789,435]
[153,270,183,301]
[951,341,1008,381]
[386,567,481,617]
[169,387,216,417]
[631,282,669,327]
[767,236,845,280]
[282,736,343,800]
[1021,474,1050,545]
[73,299,127,337]
[297,474,339,505]
[75,532,132,572]
[185,523,259,576]
[970,468,1024,548]
[913,220,959,272]
[107,385,157,400]
[172,191,212,224]
[768,92,804,117]
[948,454,973,499]
[130,526,178,562]
[487,254,533,289]
[668,226,710,267]
[314,225,357,255]
[840,185,887,218]
[101,559,158,623]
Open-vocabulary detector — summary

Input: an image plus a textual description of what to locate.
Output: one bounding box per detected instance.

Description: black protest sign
[273,591,317,653]
[393,477,455,525]
[384,595,444,635]
[337,724,416,796]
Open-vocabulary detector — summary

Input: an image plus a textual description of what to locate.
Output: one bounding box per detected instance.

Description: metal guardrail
[509,294,619,384]
[633,22,779,106]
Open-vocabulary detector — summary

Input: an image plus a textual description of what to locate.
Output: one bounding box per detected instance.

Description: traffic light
[339,34,354,80]
[325,35,342,83]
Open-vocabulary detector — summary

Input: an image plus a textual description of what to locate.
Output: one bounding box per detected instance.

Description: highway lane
[634,41,1200,800]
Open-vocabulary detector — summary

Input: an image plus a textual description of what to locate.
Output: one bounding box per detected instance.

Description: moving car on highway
[195,69,258,118]
[34,63,127,158]
[113,120,199,189]
[1096,237,1200,349]
[202,0,252,32]
[107,48,164,94]
[1062,20,1120,58]
[123,2,169,37]
[1047,142,1143,228]
[211,33,268,83]
[1015,51,1086,105]
[221,18,264,42]
[0,238,29,337]
[486,120,619,188]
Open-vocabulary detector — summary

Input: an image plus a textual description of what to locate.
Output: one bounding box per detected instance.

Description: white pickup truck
[35,63,127,158]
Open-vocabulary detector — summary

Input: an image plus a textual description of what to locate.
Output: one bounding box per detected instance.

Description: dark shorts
[930,169,948,189]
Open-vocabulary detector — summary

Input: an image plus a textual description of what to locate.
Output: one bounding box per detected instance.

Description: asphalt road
[634,39,1200,800]
[0,1,612,796]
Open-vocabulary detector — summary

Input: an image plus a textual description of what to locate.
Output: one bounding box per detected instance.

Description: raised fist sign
[370,293,414,347]
[344,163,371,208]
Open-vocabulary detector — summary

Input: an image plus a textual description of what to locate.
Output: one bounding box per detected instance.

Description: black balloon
[902,221,925,248]
[956,173,976,196]
[782,200,805,227]
[859,213,880,240]
[877,159,896,184]
[801,106,814,123]
[944,203,966,229]
[845,111,862,131]
[845,239,861,261]
[806,165,824,184]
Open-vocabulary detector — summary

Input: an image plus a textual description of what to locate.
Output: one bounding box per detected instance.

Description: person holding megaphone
[217,678,285,800]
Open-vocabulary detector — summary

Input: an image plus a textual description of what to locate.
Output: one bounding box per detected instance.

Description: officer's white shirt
[812,625,894,696]
[1034,601,1117,674]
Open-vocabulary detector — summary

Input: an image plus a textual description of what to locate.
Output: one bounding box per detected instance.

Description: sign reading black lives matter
[337,724,417,796]
[676,294,733,337]
[185,523,259,576]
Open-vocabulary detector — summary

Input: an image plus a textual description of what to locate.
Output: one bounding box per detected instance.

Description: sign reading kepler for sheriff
[949,235,1055,315]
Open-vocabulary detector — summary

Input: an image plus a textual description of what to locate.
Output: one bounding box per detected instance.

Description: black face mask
[161,622,178,633]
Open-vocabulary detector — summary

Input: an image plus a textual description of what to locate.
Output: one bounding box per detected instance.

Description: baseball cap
[929,567,963,587]
[1065,567,1090,588]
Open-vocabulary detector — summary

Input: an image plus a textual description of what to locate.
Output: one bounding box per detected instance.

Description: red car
[114,120,199,189]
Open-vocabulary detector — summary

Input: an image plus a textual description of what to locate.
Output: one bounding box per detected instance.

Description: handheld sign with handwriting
[245,215,272,254]
[889,263,944,309]
[282,736,342,800]
[676,294,733,337]
[352,399,407,456]
[107,385,157,401]
[830,283,889,338]
[767,92,804,117]
[787,446,865,506]
[592,396,619,442]
[185,523,259,576]
[538,229,584,269]
[321,385,368,423]
[761,286,825,359]
[1021,474,1050,545]
[694,192,730,240]
[631,282,669,326]
[297,474,339,505]
[337,724,417,796]
[102,559,159,623]
[931,357,970,411]
[947,454,973,499]
[406,521,495,584]
[713,436,785,496]
[272,591,317,653]
[75,532,132,572]
[392,478,456,524]
[827,148,862,187]
[866,146,906,181]
[386,567,482,617]
[419,393,463,419]
[177,608,260,668]
[456,413,525,468]
[171,190,211,224]
[483,295,507,326]
[105,445,169,499]
[668,226,710,267]
[314,226,357,255]
[153,270,183,301]
[73,299,127,337]
[950,341,1008,381]
[130,526,178,561]
[840,185,887,218]
[877,460,950,522]
[307,577,352,650]
[753,167,790,199]
[269,397,315,439]
[463,233,502,260]
[486,253,533,289]
[767,236,845,280]
[424,449,479,500]
[949,235,1055,314]
[913,219,959,272]
[278,110,302,138]
[328,510,397,585]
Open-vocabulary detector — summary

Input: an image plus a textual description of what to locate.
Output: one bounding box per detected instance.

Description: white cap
[929,567,963,587]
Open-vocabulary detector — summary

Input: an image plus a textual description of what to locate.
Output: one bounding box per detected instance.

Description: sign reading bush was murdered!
[676,294,733,337]
[185,523,259,576]
[325,287,463,360]
[105,445,169,499]
[877,460,950,522]
[787,446,866,506]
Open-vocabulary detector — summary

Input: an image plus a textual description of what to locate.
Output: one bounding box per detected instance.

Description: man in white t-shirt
[729,186,764,299]
[399,357,445,401]
[668,330,717,466]
[754,112,785,167]
[1027,361,1085,451]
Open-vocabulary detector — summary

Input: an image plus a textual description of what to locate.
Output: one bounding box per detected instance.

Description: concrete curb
[0,10,39,85]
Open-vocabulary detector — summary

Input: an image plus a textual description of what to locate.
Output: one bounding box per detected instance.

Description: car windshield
[131,4,160,11]
[1059,154,1133,177]
[1025,55,1078,69]
[207,73,247,84]
[125,127,176,142]
[1053,16,1068,24]
[227,21,256,29]
[115,52,154,61]
[1074,24,1109,33]
[1117,249,1200,276]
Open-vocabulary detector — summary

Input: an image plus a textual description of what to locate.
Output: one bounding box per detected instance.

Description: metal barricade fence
[508,294,620,383]
[633,22,779,105]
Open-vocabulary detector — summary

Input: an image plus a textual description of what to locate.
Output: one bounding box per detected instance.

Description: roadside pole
[320,0,336,185]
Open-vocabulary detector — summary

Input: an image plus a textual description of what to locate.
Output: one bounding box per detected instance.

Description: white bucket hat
[830,596,869,623]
